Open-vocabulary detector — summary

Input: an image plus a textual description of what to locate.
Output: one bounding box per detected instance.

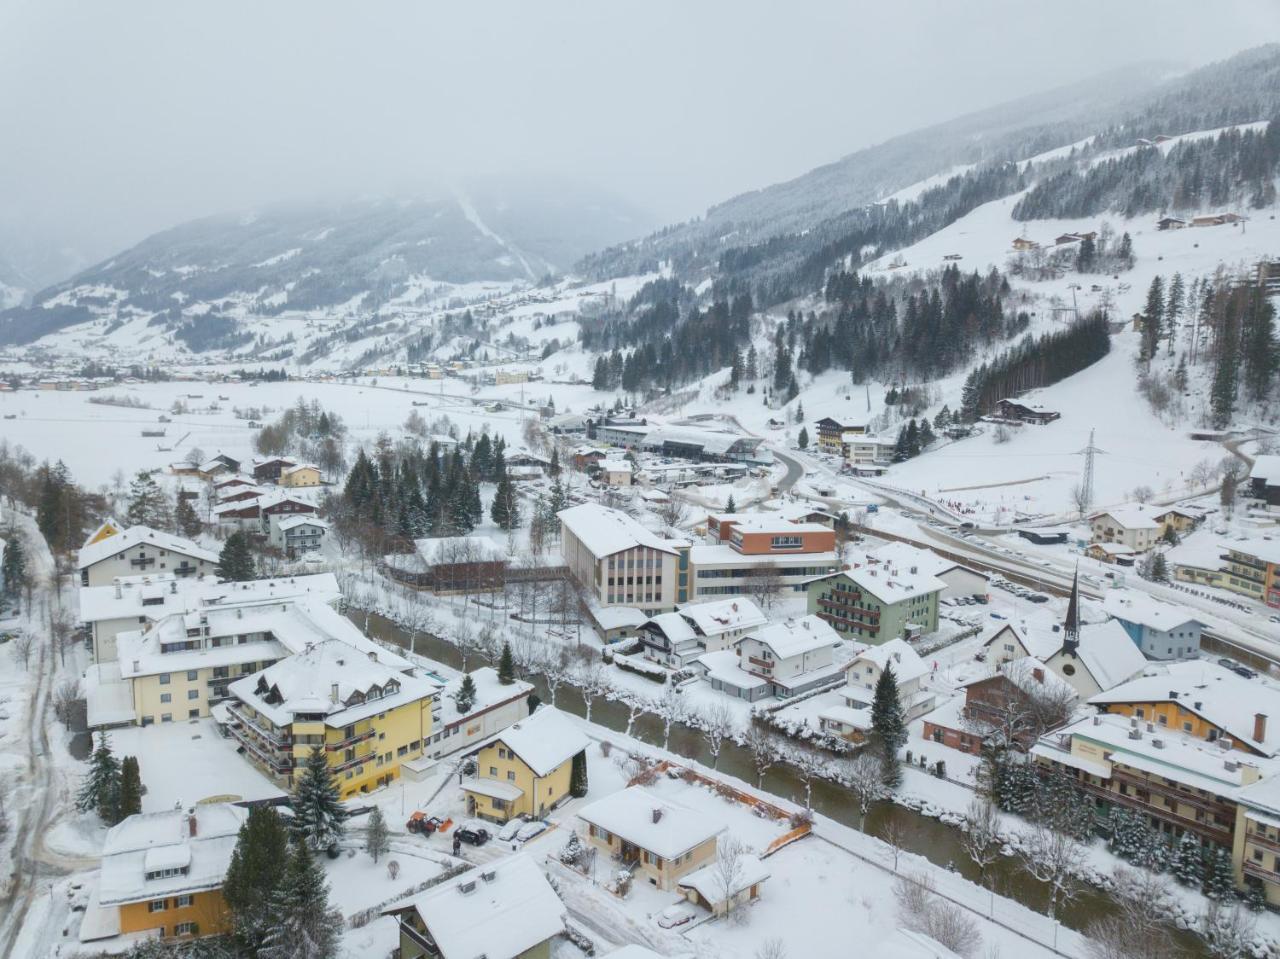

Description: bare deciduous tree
[1084,867,1184,959]
[742,724,778,787]
[754,938,787,959]
[53,679,84,728]
[713,834,748,920]
[11,631,34,668]
[656,685,685,751]
[1020,823,1085,921]
[655,496,690,532]
[743,562,785,610]
[1200,899,1256,959]
[791,747,825,810]
[1070,482,1092,518]
[962,797,1003,889]
[894,873,982,958]
[701,701,736,770]
[844,751,887,830]
[577,661,608,724]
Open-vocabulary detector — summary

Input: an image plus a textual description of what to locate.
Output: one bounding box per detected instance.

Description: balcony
[1076,777,1233,846]
[399,921,441,957]
[1246,828,1280,856]
[816,596,877,620]
[326,729,376,752]
[331,749,376,774]
[1109,767,1235,819]
[227,724,294,775]
[1223,553,1268,572]
[1243,858,1280,885]
[226,704,291,750]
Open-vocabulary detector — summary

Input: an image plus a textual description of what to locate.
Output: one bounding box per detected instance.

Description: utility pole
[1075,428,1107,511]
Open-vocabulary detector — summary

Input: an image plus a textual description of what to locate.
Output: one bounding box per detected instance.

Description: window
[490,766,498,776]
[175,895,193,908]
[159,673,171,685]
[187,689,199,700]
[160,693,172,704]
[188,709,200,719]
[161,713,172,723]
[149,900,168,913]
[187,670,198,681]
[174,922,197,936]
[507,771,516,781]
[1061,664,1076,676]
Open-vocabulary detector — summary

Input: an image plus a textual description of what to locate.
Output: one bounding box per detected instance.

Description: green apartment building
[806,560,944,644]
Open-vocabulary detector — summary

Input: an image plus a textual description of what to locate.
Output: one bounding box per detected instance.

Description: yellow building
[578,785,723,891]
[385,853,565,959]
[90,804,246,943]
[462,707,588,823]
[225,639,440,799]
[1235,776,1280,907]
[280,463,322,488]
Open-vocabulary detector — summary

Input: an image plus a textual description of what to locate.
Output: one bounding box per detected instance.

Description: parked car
[497,818,526,843]
[657,902,698,929]
[1217,658,1239,671]
[454,825,490,846]
[1234,665,1258,679]
[515,820,548,843]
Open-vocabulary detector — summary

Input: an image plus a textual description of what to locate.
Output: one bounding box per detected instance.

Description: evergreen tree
[725,494,737,514]
[117,756,142,819]
[217,532,256,582]
[290,747,346,853]
[490,472,521,530]
[1117,232,1134,269]
[1075,234,1097,272]
[1,529,27,606]
[797,427,809,449]
[224,806,291,955]
[453,674,477,714]
[363,807,390,863]
[569,749,589,798]
[870,664,907,788]
[175,496,203,539]
[1172,831,1205,887]
[1210,294,1241,429]
[1205,846,1236,900]
[76,732,122,823]
[260,840,344,959]
[549,446,561,478]
[498,643,516,685]
[126,470,171,529]
[1142,276,1164,361]
[1241,287,1278,404]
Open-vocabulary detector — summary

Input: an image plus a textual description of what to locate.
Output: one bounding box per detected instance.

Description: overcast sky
[1,0,1276,267]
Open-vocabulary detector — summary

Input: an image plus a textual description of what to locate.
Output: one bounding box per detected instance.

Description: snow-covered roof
[1103,590,1201,632]
[871,541,987,582]
[991,656,1078,700]
[691,543,839,567]
[1037,714,1268,797]
[229,638,438,728]
[1089,662,1280,756]
[849,637,927,685]
[813,558,946,606]
[491,707,588,777]
[745,615,840,660]
[643,612,698,644]
[676,853,770,904]
[1087,542,1136,556]
[79,572,340,625]
[590,605,648,630]
[393,854,565,959]
[436,666,532,728]
[254,489,317,511]
[579,785,724,860]
[1069,619,1151,692]
[99,804,246,907]
[78,525,219,570]
[696,649,770,691]
[1165,536,1228,571]
[644,424,752,456]
[118,596,403,679]
[1238,770,1280,817]
[277,515,329,532]
[558,503,685,558]
[1089,504,1160,530]
[604,948,665,959]
[1250,454,1280,484]
[414,536,507,564]
[280,462,319,475]
[677,597,768,637]
[1223,537,1280,565]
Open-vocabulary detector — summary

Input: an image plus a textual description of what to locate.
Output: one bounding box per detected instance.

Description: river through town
[353,609,1210,956]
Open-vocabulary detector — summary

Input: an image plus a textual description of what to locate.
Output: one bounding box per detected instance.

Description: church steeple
[1063,566,1081,654]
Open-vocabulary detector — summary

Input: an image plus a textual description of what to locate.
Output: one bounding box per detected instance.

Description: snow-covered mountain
[0,185,649,349]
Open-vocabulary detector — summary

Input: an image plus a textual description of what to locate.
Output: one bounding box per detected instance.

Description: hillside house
[87,804,247,944]
[270,515,328,557]
[992,398,1060,425]
[637,597,768,667]
[1249,455,1280,506]
[1156,216,1187,230]
[1089,505,1162,553]
[251,457,297,484]
[385,854,565,959]
[578,785,724,891]
[279,463,321,488]
[78,526,219,588]
[814,417,866,455]
[461,707,588,823]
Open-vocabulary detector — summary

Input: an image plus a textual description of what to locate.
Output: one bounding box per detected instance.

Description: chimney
[652,807,663,824]
[187,813,198,837]
[1032,667,1045,684]
[1255,713,1268,743]
[114,582,122,599]
[331,683,339,704]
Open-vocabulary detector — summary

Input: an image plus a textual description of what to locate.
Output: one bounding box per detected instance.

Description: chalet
[251,457,297,484]
[821,639,934,743]
[1248,455,1280,506]
[923,657,1077,755]
[638,597,768,667]
[1156,216,1187,230]
[1192,213,1246,228]
[1088,505,1162,552]
[384,854,565,959]
[269,516,328,558]
[460,707,587,823]
[814,417,865,455]
[578,785,723,891]
[279,463,321,488]
[1011,237,1039,252]
[991,398,1060,425]
[255,491,318,536]
[78,526,219,587]
[396,536,508,594]
[1055,232,1096,246]
[1085,542,1137,566]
